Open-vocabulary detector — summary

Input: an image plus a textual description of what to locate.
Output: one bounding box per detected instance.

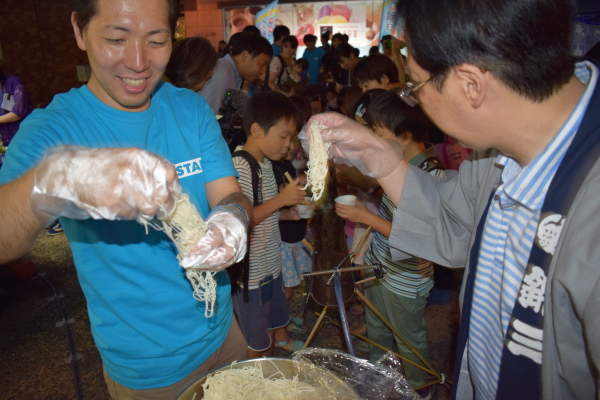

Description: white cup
[297,197,315,219]
[334,195,357,206]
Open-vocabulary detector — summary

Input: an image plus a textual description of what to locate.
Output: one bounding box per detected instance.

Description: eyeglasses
[397,78,431,107]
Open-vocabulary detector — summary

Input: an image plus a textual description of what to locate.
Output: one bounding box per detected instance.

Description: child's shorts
[232,273,291,352]
[281,241,312,288]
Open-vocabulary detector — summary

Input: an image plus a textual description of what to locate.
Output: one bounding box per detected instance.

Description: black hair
[281,35,299,49]
[321,31,331,43]
[273,25,290,41]
[295,58,309,72]
[364,90,431,143]
[165,37,218,89]
[369,46,380,56]
[322,81,337,95]
[354,54,399,85]
[72,0,180,36]
[337,85,362,117]
[331,33,347,44]
[0,66,5,84]
[300,85,327,112]
[230,32,273,58]
[242,25,261,35]
[381,35,392,42]
[243,91,298,135]
[400,0,575,102]
[352,89,386,119]
[289,94,312,131]
[303,34,317,44]
[334,43,359,63]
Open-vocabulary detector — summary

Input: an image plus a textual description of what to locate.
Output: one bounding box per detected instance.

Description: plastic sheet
[292,348,421,400]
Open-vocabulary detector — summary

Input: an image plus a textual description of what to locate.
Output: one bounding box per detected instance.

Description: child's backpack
[229,150,263,302]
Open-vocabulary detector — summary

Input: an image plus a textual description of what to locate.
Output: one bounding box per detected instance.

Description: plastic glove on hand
[31,146,182,224]
[180,205,249,271]
[299,113,403,179]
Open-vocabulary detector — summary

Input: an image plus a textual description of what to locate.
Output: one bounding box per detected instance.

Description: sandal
[275,338,304,352]
[287,322,307,334]
[291,315,305,326]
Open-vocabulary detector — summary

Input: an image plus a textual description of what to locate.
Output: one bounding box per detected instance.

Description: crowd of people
[0,0,599,399]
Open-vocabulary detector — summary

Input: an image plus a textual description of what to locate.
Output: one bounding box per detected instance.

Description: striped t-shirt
[233,156,282,289]
[363,145,444,298]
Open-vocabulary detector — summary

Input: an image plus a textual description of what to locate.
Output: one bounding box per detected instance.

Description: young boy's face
[306,40,316,51]
[372,125,407,156]
[309,100,322,116]
[258,117,297,161]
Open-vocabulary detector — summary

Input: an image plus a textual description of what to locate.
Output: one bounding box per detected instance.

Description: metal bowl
[176,357,357,400]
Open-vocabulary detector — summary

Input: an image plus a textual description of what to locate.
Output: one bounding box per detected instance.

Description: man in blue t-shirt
[0,0,252,397]
[302,34,325,85]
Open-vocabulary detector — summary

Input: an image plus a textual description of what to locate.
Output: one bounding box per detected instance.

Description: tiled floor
[0,233,460,399]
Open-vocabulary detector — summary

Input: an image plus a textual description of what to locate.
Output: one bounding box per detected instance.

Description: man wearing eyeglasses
[302,0,600,399]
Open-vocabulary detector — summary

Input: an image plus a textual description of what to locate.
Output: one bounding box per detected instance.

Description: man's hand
[180,204,249,271]
[31,146,182,224]
[299,113,404,179]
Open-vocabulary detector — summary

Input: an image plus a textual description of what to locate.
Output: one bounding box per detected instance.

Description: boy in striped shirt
[335,90,443,398]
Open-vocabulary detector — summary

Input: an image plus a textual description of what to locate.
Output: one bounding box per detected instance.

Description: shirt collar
[496,61,598,210]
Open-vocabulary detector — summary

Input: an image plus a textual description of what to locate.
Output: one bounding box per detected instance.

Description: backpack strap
[418,156,445,173]
[231,150,263,302]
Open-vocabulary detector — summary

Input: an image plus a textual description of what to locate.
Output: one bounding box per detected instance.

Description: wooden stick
[351,226,372,262]
[302,239,314,253]
[284,171,295,184]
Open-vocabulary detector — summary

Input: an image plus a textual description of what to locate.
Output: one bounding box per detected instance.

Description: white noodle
[142,194,217,318]
[303,121,331,202]
[201,361,317,400]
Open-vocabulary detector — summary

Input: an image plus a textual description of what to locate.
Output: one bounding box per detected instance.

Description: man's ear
[454,63,487,108]
[71,12,86,51]
[250,122,264,138]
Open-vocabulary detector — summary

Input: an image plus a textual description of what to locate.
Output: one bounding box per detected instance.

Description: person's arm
[0,169,44,264]
[0,112,21,124]
[335,200,392,237]
[267,57,282,92]
[252,177,305,226]
[205,176,251,222]
[391,37,407,86]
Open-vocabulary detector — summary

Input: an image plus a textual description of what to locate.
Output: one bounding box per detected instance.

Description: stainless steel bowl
[176,357,357,400]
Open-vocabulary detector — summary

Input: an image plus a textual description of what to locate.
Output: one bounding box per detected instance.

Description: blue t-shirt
[302,47,325,85]
[0,82,237,389]
[272,43,282,58]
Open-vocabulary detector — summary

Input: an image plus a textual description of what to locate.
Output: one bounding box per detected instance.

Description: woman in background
[165,37,218,92]
[0,67,32,149]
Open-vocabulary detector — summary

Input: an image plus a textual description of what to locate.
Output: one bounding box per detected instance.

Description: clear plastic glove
[180,204,249,271]
[299,113,403,179]
[31,146,182,225]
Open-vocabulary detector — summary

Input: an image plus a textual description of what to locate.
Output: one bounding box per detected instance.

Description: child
[334,90,444,398]
[232,91,307,358]
[301,34,325,85]
[272,94,312,334]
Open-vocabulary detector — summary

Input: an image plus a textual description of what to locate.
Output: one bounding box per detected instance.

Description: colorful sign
[255,0,279,43]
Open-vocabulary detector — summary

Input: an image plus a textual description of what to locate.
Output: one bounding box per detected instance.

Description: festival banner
[255,0,279,43]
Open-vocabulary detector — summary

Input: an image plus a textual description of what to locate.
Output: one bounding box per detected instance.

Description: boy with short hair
[334,90,443,398]
[302,34,325,85]
[232,91,307,358]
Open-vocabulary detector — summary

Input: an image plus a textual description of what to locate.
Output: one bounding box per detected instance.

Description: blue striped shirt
[468,61,598,399]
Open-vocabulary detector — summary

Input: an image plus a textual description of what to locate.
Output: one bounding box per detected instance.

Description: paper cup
[297,197,315,219]
[334,195,357,206]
